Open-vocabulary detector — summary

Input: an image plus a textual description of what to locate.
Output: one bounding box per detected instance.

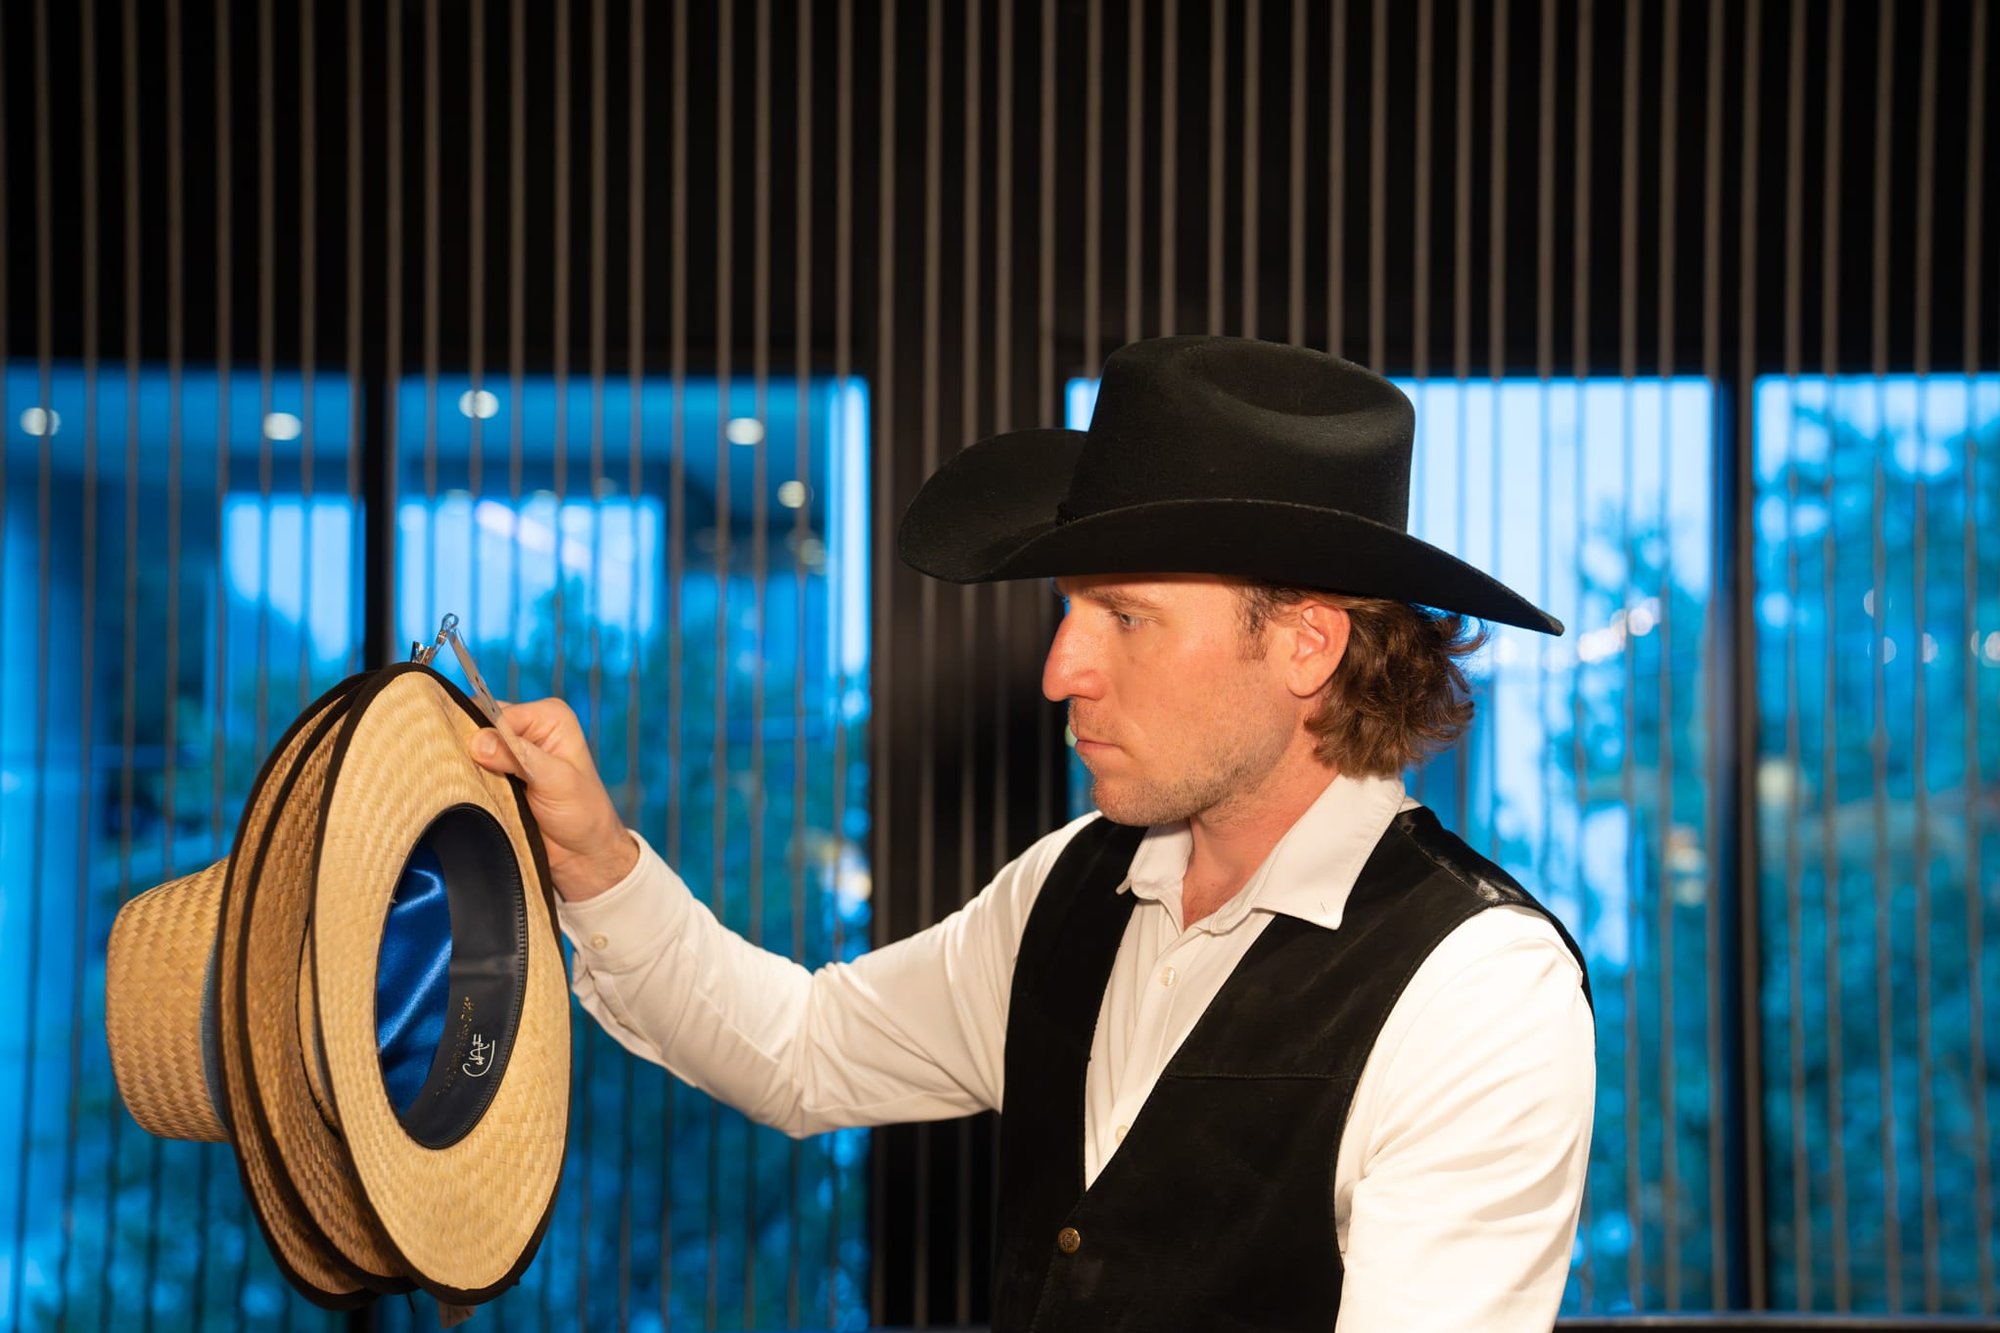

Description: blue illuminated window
[1,363,360,1330]
[388,372,874,1331]
[0,364,873,1331]
[1753,374,2000,1312]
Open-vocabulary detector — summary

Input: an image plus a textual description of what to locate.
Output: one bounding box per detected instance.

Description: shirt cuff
[554,830,694,972]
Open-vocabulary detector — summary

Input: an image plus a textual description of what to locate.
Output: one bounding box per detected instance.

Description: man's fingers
[493,699,583,755]
[465,695,598,800]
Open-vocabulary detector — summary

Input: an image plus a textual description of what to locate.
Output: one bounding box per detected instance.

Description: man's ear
[1282,600,1351,700]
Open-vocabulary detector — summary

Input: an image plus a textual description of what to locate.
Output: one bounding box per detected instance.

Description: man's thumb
[468,728,523,778]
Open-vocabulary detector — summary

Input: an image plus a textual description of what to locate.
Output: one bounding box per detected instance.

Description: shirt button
[588,933,609,951]
[1056,1227,1082,1255]
[1158,965,1178,987]
[1115,1123,1130,1142]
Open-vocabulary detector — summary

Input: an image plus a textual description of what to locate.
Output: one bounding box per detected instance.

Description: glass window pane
[1754,374,2000,1312]
[1402,378,1718,1315]
[0,361,358,1331]
[386,372,873,1332]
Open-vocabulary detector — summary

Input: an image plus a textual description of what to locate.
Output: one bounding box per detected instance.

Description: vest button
[1056,1226,1082,1255]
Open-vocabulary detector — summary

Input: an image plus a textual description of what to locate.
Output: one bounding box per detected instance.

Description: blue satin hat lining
[374,840,454,1115]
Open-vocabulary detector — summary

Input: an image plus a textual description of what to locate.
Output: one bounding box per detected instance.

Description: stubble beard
[1084,720,1293,829]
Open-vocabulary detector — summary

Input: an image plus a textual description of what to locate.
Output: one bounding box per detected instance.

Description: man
[467,336,1596,1330]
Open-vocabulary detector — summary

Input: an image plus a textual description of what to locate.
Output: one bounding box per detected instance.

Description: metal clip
[410,613,460,667]
[441,620,509,729]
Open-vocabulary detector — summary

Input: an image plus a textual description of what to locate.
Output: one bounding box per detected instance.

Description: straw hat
[103,663,570,1317]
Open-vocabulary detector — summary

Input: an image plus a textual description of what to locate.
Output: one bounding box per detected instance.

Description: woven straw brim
[219,681,410,1300]
[105,863,230,1144]
[313,667,570,1299]
[214,680,380,1305]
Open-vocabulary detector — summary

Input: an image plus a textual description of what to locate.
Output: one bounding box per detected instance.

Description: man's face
[1042,573,1303,827]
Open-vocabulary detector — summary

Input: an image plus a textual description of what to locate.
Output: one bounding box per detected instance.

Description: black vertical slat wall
[3,2,1999,1329]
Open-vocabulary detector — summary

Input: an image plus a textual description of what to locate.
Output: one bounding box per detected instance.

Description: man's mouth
[1068,715,1114,749]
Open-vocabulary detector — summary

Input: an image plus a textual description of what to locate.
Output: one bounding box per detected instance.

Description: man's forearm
[556,831,1017,1135]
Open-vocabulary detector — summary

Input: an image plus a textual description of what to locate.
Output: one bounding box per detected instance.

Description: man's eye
[1113,612,1141,630]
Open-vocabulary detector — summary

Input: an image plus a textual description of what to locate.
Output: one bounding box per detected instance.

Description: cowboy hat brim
[898,428,1565,634]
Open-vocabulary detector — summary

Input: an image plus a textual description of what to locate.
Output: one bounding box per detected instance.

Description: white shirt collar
[1116,770,1412,933]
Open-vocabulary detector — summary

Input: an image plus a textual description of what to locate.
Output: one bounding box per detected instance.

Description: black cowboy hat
[896,335,1563,634]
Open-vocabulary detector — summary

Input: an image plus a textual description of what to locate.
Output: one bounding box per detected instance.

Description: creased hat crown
[1060,336,1414,528]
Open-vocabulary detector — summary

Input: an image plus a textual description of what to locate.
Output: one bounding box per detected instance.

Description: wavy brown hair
[1237,582,1488,778]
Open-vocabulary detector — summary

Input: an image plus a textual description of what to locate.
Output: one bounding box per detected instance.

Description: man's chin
[1087,781,1180,829]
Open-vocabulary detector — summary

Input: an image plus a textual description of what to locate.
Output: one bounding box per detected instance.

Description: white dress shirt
[557,771,1597,1331]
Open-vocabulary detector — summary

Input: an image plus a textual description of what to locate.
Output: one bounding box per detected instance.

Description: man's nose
[1041,614,1103,702]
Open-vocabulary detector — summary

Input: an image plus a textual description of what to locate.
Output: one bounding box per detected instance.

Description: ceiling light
[459,389,500,420]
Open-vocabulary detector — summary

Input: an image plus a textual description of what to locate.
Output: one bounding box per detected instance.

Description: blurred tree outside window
[1754,374,2000,1314]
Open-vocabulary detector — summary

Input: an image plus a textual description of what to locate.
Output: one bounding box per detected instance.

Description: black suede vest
[991,806,1592,1333]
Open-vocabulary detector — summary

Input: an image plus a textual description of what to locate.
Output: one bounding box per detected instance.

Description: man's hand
[463,697,638,902]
